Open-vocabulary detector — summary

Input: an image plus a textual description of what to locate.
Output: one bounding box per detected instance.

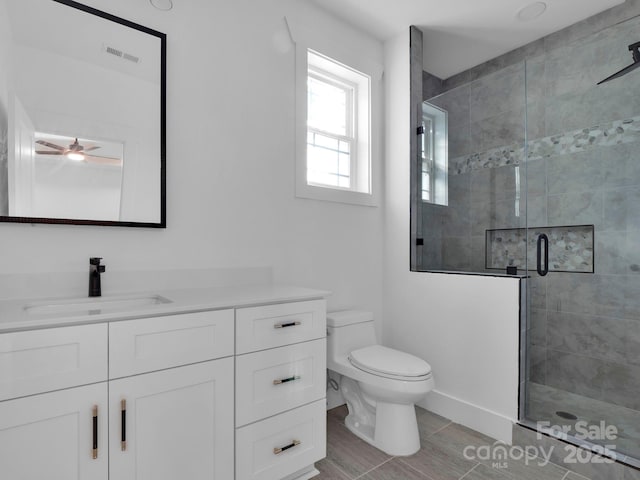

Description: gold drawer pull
[92,405,98,459]
[121,399,127,451]
[274,321,301,329]
[274,439,301,455]
[273,376,301,385]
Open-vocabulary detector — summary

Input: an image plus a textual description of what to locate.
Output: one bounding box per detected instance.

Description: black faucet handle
[90,257,103,266]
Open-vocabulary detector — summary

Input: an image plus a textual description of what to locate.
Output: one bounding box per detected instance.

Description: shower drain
[555,411,578,420]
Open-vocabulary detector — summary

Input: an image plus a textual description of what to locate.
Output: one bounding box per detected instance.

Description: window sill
[295,183,378,207]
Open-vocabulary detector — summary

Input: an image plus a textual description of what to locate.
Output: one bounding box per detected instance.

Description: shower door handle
[536,234,549,276]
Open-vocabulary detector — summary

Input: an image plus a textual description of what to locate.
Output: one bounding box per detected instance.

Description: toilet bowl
[327,310,434,456]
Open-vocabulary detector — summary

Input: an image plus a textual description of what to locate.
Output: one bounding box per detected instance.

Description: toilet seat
[348,345,432,382]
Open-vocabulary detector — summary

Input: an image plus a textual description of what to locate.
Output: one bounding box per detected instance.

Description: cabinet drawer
[236,399,326,480]
[109,309,234,378]
[236,300,326,354]
[236,339,326,427]
[0,323,107,401]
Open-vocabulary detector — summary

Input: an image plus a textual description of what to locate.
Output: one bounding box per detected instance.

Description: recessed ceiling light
[517,1,547,21]
[150,0,173,11]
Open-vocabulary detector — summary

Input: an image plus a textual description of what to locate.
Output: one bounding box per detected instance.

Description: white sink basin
[24,295,172,316]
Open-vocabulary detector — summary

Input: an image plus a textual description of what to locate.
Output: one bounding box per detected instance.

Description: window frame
[292,36,381,207]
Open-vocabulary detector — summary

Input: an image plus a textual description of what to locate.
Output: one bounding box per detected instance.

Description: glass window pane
[308,75,349,136]
[338,153,350,176]
[307,133,351,189]
[315,134,339,150]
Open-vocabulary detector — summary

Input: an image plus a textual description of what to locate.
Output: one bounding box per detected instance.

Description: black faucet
[89,257,106,297]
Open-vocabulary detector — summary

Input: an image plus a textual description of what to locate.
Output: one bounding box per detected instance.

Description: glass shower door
[523,14,640,466]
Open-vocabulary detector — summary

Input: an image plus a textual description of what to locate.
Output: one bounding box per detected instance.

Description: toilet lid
[349,345,431,379]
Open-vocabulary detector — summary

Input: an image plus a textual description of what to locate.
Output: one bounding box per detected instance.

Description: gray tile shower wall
[421,11,640,410]
[0,99,7,216]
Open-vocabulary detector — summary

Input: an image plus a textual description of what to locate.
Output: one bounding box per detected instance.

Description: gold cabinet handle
[274,439,301,455]
[273,376,301,385]
[92,405,98,459]
[121,399,127,451]
[274,321,301,329]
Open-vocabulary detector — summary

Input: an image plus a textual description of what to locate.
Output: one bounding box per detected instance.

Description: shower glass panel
[418,62,527,273]
[522,14,640,466]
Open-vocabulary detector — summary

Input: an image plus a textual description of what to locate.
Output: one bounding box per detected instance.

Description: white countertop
[0,284,330,333]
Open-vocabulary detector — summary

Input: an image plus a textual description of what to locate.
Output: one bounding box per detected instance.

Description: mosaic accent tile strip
[485,225,594,273]
[528,117,640,161]
[449,143,523,175]
[449,115,640,175]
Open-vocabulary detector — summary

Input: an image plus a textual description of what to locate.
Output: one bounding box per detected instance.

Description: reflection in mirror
[420,102,448,206]
[0,0,166,227]
[26,133,125,221]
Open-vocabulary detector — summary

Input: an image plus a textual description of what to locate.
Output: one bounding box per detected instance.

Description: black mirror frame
[0,0,167,228]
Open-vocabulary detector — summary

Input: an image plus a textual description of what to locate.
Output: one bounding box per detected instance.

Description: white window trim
[288,16,382,207]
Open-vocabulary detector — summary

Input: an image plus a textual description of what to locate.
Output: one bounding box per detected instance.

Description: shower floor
[526,382,640,465]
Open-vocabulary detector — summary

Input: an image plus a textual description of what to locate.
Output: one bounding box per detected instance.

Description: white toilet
[327,310,434,456]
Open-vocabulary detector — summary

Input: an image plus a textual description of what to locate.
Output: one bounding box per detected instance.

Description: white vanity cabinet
[0,383,109,480]
[235,300,327,480]
[0,310,235,480]
[0,324,109,480]
[0,290,327,480]
[107,310,235,480]
[108,358,234,480]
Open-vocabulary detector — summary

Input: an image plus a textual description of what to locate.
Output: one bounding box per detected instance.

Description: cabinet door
[0,383,108,480]
[109,358,234,480]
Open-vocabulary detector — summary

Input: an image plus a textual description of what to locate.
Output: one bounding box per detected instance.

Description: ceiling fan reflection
[35,138,122,166]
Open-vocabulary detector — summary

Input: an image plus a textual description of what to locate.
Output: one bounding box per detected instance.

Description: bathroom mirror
[0,0,166,227]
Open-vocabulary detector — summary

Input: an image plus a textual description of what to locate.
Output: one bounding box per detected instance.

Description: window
[421,116,434,202]
[420,102,448,206]
[295,48,377,206]
[306,69,354,189]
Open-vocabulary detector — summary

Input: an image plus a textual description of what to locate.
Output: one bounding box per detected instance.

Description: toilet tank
[326,310,377,361]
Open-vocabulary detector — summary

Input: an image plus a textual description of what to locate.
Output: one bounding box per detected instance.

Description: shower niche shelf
[485,224,594,273]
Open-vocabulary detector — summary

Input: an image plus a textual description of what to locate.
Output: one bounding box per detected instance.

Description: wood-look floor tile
[325,414,391,478]
[428,422,495,456]
[462,463,516,480]
[489,453,568,480]
[360,458,432,480]
[415,406,451,438]
[399,436,477,480]
[315,457,352,480]
[328,405,348,423]
[564,472,592,480]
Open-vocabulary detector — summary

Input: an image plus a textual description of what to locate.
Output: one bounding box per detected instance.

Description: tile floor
[316,405,591,480]
[528,382,640,463]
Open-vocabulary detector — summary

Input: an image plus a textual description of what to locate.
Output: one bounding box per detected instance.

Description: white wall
[0,0,384,329]
[383,30,520,443]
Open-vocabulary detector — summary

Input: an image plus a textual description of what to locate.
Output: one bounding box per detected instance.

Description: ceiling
[310,0,626,79]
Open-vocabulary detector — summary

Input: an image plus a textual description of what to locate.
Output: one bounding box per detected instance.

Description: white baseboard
[419,390,515,444]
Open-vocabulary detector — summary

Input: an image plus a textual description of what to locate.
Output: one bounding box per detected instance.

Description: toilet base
[341,377,421,456]
[373,402,420,456]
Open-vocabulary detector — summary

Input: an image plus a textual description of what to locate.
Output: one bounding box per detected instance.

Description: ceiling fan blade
[84,145,101,152]
[35,150,64,155]
[85,155,122,166]
[35,140,65,151]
